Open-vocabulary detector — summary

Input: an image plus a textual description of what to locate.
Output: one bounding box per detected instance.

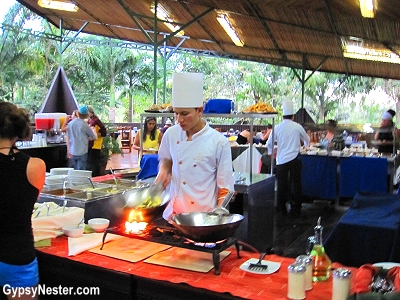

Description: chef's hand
[155,159,172,189]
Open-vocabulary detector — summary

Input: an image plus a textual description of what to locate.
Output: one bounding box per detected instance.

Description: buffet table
[19,143,68,172]
[300,154,395,201]
[34,236,358,300]
[324,192,400,267]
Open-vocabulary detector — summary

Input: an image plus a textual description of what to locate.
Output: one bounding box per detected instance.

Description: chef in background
[374,109,396,155]
[267,100,310,217]
[156,73,234,220]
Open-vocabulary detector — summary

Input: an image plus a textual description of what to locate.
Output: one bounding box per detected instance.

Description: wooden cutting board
[144,247,231,273]
[89,237,171,262]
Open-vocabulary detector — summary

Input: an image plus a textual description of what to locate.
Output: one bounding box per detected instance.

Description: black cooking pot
[170,212,244,242]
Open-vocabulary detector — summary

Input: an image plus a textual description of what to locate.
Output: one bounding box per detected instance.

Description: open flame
[125,210,148,234]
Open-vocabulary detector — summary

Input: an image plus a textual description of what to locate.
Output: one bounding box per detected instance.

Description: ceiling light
[216,13,244,47]
[359,0,374,18]
[151,4,184,36]
[341,37,400,64]
[38,0,79,12]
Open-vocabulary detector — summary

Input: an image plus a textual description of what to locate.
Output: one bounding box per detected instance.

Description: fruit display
[242,102,277,113]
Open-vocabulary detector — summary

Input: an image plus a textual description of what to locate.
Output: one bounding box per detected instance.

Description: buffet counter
[35,236,358,300]
[300,154,396,202]
[19,143,68,172]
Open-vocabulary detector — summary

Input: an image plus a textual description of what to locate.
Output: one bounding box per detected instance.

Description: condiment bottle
[332,268,352,300]
[287,262,306,299]
[309,216,332,282]
[296,254,313,290]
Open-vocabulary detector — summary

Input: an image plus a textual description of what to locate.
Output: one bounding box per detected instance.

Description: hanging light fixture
[38,0,79,12]
[151,4,184,36]
[216,13,244,47]
[359,0,375,18]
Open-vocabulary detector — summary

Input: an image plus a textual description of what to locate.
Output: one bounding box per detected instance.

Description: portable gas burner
[100,223,241,275]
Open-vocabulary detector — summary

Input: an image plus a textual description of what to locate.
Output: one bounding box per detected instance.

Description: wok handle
[219,191,235,209]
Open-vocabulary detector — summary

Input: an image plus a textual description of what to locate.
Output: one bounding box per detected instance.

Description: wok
[170,212,243,242]
[109,185,170,224]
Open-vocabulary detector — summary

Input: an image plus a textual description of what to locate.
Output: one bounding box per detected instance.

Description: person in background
[0,102,45,300]
[66,105,97,170]
[261,124,273,145]
[320,119,345,151]
[236,129,250,145]
[156,73,234,220]
[86,106,107,176]
[267,100,310,217]
[60,110,78,133]
[161,118,172,134]
[132,116,163,160]
[374,109,396,154]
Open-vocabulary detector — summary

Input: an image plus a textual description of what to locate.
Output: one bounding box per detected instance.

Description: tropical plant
[100,125,123,161]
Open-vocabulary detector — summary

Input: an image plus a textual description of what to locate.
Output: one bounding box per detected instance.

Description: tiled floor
[107,150,348,258]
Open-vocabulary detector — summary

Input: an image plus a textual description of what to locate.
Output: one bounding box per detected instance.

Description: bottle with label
[309,216,332,282]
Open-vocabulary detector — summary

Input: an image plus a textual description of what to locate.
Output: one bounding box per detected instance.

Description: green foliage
[100,134,123,161]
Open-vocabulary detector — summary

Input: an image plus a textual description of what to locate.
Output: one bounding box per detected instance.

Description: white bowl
[88,218,110,232]
[50,167,73,175]
[62,225,84,238]
[68,170,92,178]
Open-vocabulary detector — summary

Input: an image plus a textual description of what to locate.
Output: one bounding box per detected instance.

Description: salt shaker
[296,254,313,290]
[332,268,352,300]
[287,262,306,300]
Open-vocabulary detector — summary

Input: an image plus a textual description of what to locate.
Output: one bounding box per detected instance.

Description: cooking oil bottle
[309,216,331,282]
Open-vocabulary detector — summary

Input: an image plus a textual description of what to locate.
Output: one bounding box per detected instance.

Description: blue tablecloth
[137,154,159,180]
[300,155,337,200]
[339,156,388,197]
[324,192,400,267]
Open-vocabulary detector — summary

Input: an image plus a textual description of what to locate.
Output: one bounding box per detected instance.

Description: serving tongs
[248,252,268,272]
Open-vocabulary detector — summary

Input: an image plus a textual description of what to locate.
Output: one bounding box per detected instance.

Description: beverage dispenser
[34,112,66,144]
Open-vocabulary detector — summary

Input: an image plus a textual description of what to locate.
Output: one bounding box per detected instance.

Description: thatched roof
[17,0,400,80]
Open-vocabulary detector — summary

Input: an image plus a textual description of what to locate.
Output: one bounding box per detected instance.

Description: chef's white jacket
[267,119,310,165]
[158,121,234,220]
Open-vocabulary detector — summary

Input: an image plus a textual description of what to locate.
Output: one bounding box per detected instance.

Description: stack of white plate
[50,167,73,176]
[45,174,67,189]
[67,169,92,178]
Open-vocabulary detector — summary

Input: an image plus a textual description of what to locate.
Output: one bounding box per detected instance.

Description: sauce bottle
[309,216,332,282]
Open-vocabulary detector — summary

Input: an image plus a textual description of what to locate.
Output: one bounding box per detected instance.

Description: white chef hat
[282,100,294,116]
[382,111,393,120]
[172,73,204,108]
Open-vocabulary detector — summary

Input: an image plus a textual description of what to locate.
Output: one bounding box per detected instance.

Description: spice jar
[332,268,352,300]
[296,254,313,291]
[287,262,306,300]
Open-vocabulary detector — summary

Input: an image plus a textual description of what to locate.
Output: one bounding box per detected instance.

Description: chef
[156,73,234,220]
[374,109,396,154]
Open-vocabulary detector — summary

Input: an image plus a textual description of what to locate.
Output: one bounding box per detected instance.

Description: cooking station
[100,222,241,275]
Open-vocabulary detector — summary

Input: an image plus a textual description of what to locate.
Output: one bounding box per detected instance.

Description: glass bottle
[309,216,332,282]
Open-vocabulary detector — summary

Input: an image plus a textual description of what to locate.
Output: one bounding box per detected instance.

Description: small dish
[88,218,110,232]
[239,258,281,274]
[372,262,400,269]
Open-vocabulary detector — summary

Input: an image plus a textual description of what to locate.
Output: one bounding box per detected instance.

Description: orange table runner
[37,236,358,300]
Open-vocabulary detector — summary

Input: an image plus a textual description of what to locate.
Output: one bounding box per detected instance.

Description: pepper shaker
[332,268,352,300]
[287,262,306,299]
[296,254,313,290]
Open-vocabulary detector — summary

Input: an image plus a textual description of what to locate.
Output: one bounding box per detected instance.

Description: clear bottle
[309,216,332,282]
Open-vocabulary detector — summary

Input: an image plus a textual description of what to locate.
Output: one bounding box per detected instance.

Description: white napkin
[232,146,262,173]
[32,202,84,242]
[68,233,123,256]
[331,150,341,157]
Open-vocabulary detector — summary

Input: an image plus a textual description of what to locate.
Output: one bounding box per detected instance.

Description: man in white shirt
[267,100,310,216]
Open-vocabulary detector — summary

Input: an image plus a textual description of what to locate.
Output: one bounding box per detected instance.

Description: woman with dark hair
[320,119,345,151]
[0,102,45,299]
[133,117,163,160]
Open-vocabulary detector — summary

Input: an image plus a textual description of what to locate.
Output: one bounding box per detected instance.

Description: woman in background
[320,119,345,151]
[133,117,163,160]
[0,102,45,300]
